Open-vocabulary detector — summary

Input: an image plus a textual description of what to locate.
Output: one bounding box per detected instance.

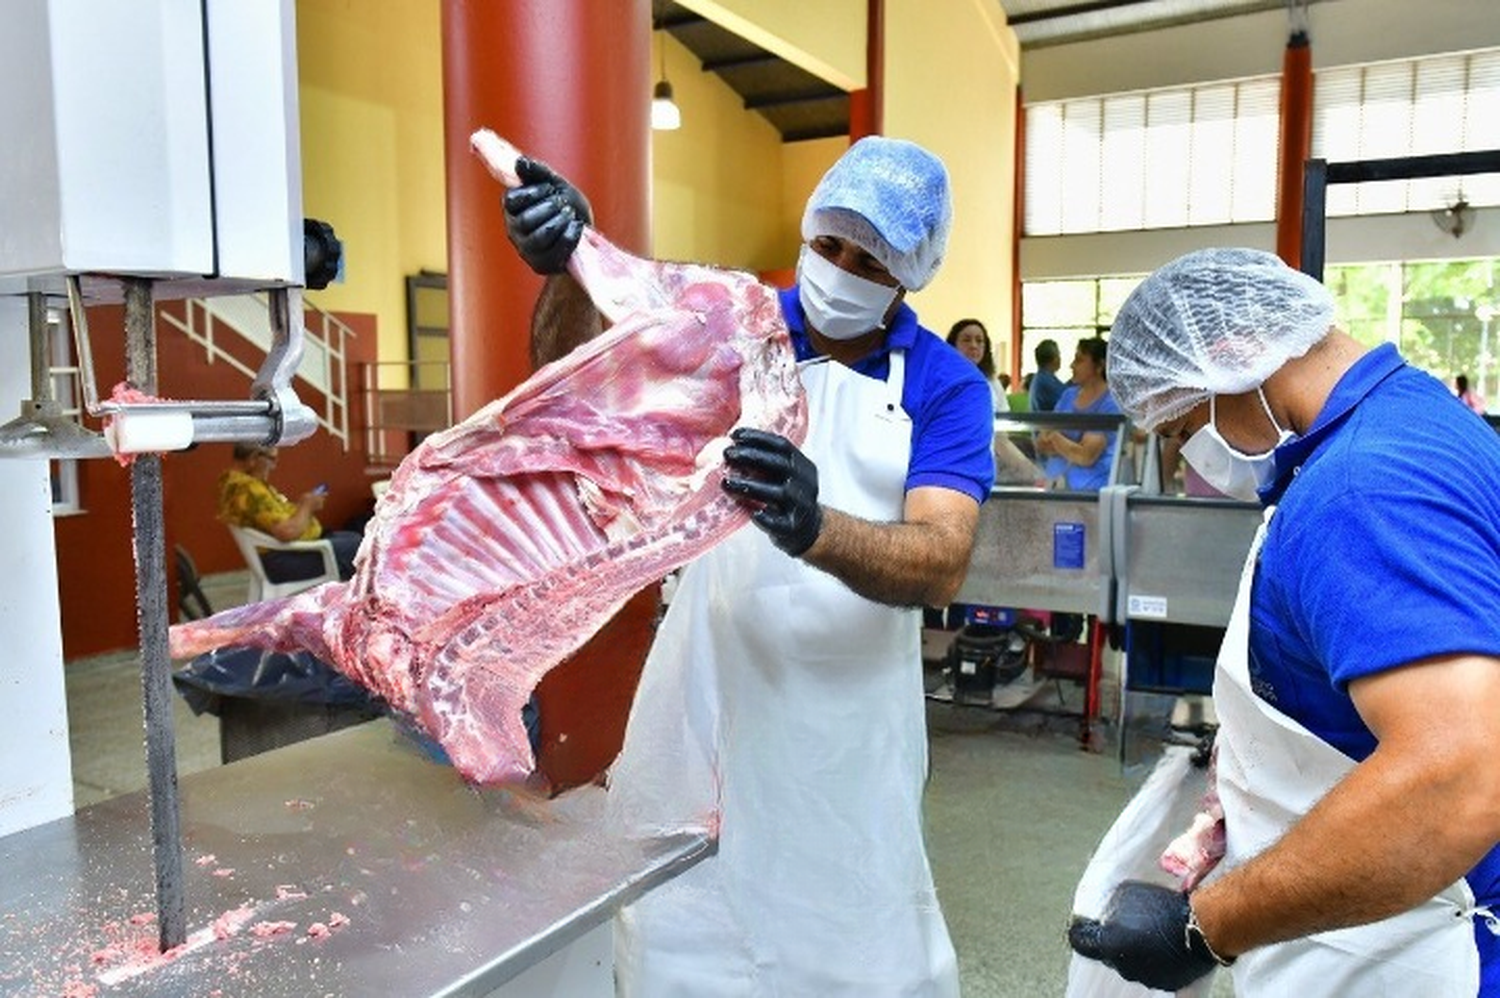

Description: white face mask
[796,244,900,341]
[1179,389,1295,502]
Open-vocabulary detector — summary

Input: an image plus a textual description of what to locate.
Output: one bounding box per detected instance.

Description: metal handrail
[358,359,453,468]
[158,293,355,448]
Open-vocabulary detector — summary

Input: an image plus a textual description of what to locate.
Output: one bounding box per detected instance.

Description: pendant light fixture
[651,26,681,131]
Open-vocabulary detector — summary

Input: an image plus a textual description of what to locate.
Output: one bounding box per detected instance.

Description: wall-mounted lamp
[651,29,681,131]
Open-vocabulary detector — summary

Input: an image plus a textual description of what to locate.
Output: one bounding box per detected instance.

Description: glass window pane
[1025,104,1065,236]
[1025,73,1281,235]
[1098,277,1147,325]
[1188,85,1235,225]
[1060,102,1103,233]
[1314,48,1500,216]
[1232,79,1280,222]
[1100,94,1146,231]
[1023,280,1098,327]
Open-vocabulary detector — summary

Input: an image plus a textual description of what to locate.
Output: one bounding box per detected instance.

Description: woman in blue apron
[1069,248,1500,995]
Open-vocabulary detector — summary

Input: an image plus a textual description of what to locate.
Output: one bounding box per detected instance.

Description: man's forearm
[801,507,971,608]
[1193,736,1500,959]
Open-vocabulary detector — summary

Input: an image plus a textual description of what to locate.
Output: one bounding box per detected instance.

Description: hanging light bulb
[651,29,681,131]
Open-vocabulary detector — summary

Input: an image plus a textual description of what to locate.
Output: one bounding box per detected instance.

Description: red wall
[54,303,379,659]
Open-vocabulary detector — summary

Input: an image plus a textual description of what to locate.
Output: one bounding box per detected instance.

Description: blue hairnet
[800,137,951,290]
[1108,248,1337,430]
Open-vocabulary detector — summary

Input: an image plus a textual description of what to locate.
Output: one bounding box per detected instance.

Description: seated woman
[217,443,362,581]
[1034,337,1120,491]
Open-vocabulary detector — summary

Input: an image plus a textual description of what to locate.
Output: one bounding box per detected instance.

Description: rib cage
[169,132,808,787]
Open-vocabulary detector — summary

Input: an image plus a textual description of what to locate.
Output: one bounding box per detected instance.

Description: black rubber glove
[721,428,822,557]
[502,157,593,275]
[1068,881,1224,991]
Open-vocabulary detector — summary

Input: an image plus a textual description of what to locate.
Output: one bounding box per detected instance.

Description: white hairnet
[800,136,951,290]
[1108,247,1337,430]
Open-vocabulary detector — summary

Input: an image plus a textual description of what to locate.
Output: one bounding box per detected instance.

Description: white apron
[1213,510,1482,996]
[613,350,960,997]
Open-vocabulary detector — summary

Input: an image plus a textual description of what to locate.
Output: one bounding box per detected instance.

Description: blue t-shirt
[1252,343,1500,984]
[1030,367,1067,412]
[1041,384,1121,491]
[779,287,995,503]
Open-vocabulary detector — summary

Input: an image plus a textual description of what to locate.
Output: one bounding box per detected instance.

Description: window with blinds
[1312,48,1500,216]
[1024,76,1281,236]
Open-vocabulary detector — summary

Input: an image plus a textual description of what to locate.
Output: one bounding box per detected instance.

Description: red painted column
[442,0,651,419]
[848,0,884,141]
[1275,30,1314,268]
[440,0,654,793]
[1011,85,1026,386]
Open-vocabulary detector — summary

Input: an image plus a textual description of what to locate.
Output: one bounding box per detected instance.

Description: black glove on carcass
[502,157,593,275]
[1068,880,1225,991]
[721,428,823,557]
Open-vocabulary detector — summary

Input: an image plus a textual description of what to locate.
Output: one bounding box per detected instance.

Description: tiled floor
[58,580,1219,996]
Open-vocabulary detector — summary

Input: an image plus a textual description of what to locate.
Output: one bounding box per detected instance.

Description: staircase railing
[358,359,453,469]
[159,293,355,449]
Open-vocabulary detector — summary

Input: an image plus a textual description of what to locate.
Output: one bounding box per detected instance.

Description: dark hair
[1075,337,1108,381]
[232,442,261,461]
[1035,338,1060,367]
[946,318,995,378]
[1457,374,1471,393]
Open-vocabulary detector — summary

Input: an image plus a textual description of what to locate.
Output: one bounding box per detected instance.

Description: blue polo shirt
[779,287,995,503]
[1252,343,1500,985]
[1030,367,1067,412]
[1041,384,1122,491]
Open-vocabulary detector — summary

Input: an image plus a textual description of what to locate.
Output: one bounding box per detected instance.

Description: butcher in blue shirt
[503,136,994,997]
[1070,248,1500,996]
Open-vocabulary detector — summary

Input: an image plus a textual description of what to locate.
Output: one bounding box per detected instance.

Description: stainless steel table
[0,719,712,997]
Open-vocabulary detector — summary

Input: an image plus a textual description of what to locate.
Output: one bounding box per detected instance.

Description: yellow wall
[886,0,1019,368]
[780,137,851,266]
[287,1,1019,376]
[295,0,446,374]
[675,0,865,90]
[649,33,793,273]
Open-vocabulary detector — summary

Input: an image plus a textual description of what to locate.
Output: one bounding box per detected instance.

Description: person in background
[999,372,1013,392]
[947,318,1041,489]
[1029,337,1067,412]
[217,443,362,581]
[503,135,993,997]
[947,318,1009,415]
[1035,337,1120,491]
[1069,248,1500,996]
[1458,373,1487,414]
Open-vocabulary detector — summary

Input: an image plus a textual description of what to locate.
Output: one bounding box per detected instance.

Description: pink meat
[170,131,808,788]
[1159,749,1226,890]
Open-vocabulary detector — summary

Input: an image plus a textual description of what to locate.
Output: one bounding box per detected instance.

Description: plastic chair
[174,544,214,621]
[227,524,340,602]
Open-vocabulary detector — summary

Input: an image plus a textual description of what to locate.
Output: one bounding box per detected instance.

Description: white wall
[0,297,74,837]
[1019,0,1500,280]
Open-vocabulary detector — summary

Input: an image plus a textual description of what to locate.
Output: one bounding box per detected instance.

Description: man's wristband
[1184,902,1236,967]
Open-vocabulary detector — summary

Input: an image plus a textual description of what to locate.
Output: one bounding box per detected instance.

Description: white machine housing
[0,0,304,299]
[0,0,305,836]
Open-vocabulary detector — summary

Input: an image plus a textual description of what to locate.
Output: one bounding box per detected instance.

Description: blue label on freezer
[1053,522,1085,570]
